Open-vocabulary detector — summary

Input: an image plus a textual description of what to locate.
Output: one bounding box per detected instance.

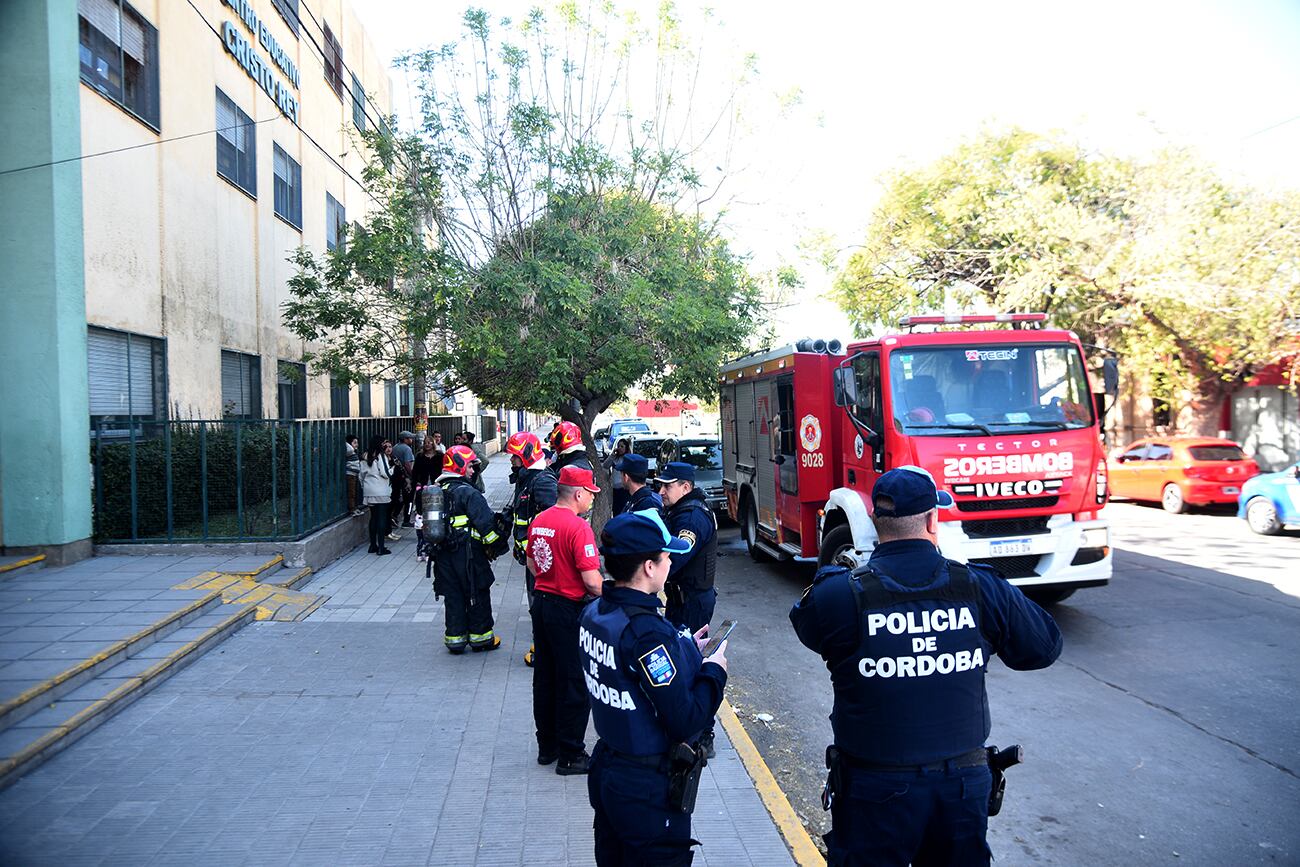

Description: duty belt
[600,742,669,772]
[840,746,987,774]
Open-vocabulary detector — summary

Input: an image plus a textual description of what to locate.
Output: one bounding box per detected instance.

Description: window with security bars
[216,89,256,197]
[326,193,346,251]
[323,23,344,98]
[330,377,351,417]
[220,351,262,419]
[352,73,366,131]
[78,0,160,130]
[273,144,302,229]
[277,361,308,419]
[87,326,167,426]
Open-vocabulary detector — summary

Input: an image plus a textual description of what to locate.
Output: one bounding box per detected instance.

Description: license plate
[1222,486,1239,495]
[990,538,1034,556]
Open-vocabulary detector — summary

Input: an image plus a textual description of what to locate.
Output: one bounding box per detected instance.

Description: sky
[358,0,1300,343]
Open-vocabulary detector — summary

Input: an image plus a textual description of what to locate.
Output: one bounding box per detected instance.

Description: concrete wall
[79,0,393,420]
[0,0,93,561]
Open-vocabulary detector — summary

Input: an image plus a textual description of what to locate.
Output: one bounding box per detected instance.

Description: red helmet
[550,421,584,454]
[443,445,478,476]
[506,431,544,466]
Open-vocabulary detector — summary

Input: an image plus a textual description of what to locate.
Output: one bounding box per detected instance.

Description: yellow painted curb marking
[0,555,46,575]
[0,602,258,780]
[176,573,325,622]
[718,698,824,866]
[222,554,283,578]
[0,586,224,721]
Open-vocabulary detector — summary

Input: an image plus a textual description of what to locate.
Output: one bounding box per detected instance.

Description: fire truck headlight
[1081,527,1108,549]
[1095,459,1108,504]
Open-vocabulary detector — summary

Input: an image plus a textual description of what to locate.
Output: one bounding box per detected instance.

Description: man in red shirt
[527,465,604,775]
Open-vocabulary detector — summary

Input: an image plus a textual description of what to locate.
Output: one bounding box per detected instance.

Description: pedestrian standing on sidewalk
[658,460,720,758]
[789,466,1062,866]
[582,510,729,866]
[432,445,504,654]
[358,435,394,556]
[344,434,363,515]
[392,431,417,528]
[601,439,630,514]
[527,465,604,775]
[381,440,402,543]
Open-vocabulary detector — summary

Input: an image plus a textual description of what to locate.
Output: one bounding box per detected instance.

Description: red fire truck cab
[720,315,1112,605]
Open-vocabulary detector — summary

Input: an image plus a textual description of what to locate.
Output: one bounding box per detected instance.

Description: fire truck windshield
[887,343,1095,436]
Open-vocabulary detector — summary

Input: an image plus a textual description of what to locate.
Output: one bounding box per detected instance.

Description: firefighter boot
[523,643,535,667]
[445,635,468,655]
[470,632,502,652]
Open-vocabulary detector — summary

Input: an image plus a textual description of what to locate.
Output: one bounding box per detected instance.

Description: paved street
[720,502,1300,865]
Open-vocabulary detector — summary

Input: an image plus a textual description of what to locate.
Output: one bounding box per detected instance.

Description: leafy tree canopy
[835,128,1300,430]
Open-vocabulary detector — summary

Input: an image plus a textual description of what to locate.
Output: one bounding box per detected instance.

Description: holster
[665,581,686,611]
[822,745,842,811]
[667,742,706,814]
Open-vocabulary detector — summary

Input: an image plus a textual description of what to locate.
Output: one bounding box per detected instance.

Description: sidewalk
[0,457,803,865]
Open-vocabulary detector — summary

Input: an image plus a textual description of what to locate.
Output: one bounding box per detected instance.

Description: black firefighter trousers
[433,544,495,647]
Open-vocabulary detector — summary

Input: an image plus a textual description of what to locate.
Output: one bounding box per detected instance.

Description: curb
[0,555,45,577]
[0,601,258,790]
[0,585,225,729]
[717,698,824,866]
[222,554,283,578]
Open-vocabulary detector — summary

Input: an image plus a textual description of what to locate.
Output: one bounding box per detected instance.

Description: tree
[834,128,1300,434]
[282,126,462,431]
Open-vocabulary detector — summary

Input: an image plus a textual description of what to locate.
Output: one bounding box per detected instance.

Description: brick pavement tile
[1,624,87,643]
[30,612,113,628]
[0,641,46,660]
[59,625,139,643]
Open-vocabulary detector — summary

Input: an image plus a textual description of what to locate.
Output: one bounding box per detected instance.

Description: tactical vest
[670,499,717,592]
[511,468,547,544]
[440,479,482,550]
[581,600,701,756]
[551,451,593,477]
[828,560,988,765]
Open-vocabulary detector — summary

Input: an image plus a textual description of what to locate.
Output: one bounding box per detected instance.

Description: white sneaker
[386,532,401,542]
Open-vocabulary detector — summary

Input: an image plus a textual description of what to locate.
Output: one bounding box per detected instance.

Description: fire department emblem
[531,537,553,573]
[799,414,823,452]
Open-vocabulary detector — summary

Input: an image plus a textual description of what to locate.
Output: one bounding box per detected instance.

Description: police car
[1238,460,1300,535]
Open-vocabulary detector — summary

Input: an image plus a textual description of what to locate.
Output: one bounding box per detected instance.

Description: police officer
[505,432,559,668]
[582,511,729,866]
[550,421,594,476]
[615,453,663,515]
[789,466,1062,866]
[432,445,504,654]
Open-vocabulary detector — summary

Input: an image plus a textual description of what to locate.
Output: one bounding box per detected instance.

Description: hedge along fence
[90,415,500,543]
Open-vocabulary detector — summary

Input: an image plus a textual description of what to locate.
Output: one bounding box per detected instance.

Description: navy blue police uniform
[789,466,1062,866]
[660,463,718,632]
[616,454,664,516]
[581,512,727,866]
[433,472,503,652]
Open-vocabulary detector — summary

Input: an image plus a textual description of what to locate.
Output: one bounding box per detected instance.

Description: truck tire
[741,495,766,561]
[1161,483,1186,514]
[1246,497,1282,535]
[1023,586,1076,606]
[818,524,856,569]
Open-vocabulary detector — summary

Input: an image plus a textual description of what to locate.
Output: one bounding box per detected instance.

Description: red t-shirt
[528,505,600,600]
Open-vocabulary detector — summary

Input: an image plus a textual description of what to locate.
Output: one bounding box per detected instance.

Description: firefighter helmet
[550,421,584,454]
[506,431,545,466]
[443,445,478,476]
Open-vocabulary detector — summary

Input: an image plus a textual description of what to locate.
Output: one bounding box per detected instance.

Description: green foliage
[835,128,1300,427]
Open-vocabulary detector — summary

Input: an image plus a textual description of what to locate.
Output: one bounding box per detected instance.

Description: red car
[1109,437,1260,513]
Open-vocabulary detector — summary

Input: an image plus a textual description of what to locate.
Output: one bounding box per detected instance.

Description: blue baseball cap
[600,510,691,556]
[614,453,649,478]
[872,465,955,517]
[655,461,695,484]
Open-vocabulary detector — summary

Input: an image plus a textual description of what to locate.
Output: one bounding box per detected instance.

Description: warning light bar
[899,312,1047,329]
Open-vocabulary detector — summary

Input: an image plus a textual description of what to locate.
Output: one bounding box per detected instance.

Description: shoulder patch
[677,530,697,548]
[638,644,677,687]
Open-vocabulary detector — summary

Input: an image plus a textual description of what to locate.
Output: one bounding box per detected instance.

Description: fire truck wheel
[741,495,766,561]
[818,524,856,569]
[1023,586,1076,606]
[1161,483,1186,514]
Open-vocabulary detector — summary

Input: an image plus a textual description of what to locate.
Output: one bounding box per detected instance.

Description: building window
[216,89,256,197]
[358,380,372,417]
[87,326,166,427]
[351,72,366,131]
[271,0,300,36]
[277,361,307,419]
[78,0,160,131]
[273,144,302,229]
[384,380,397,417]
[326,193,346,252]
[330,377,350,417]
[220,351,262,419]
[400,384,412,417]
[323,23,344,99]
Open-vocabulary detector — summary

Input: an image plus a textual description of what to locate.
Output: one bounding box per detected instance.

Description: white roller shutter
[80,0,120,43]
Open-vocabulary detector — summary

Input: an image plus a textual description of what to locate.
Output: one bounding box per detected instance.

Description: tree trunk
[413,338,427,439]
[1180,376,1232,437]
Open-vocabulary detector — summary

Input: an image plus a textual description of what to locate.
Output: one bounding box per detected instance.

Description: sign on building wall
[221,0,300,124]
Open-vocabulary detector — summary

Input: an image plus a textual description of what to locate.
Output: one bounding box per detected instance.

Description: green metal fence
[90,414,499,544]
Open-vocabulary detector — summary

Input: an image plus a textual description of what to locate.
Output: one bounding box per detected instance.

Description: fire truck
[719,315,1114,605]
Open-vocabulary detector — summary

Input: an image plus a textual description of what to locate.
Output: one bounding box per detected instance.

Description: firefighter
[549,421,594,476]
[789,466,1062,865]
[657,460,720,759]
[432,445,504,654]
[504,431,558,668]
[582,510,729,866]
